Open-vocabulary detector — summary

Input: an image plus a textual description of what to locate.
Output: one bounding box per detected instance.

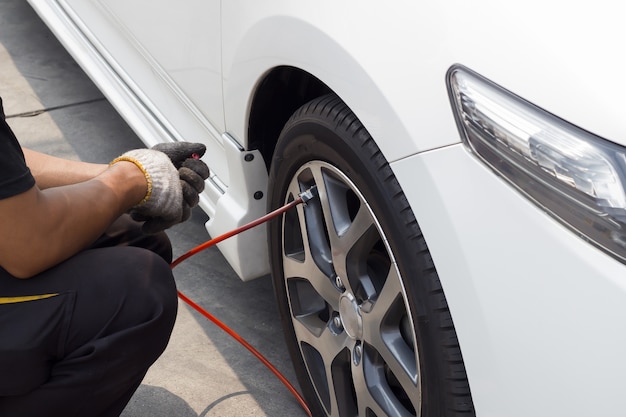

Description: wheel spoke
[312,167,342,246]
[356,390,389,417]
[335,202,376,254]
[282,177,343,310]
[351,360,387,416]
[365,266,403,325]
[283,255,341,311]
[329,205,377,294]
[349,342,418,417]
[292,312,349,353]
[361,267,421,411]
[296,169,337,279]
[296,322,353,416]
[373,280,420,382]
[362,354,417,417]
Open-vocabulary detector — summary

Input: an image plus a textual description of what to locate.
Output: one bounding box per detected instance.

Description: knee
[126,249,178,357]
[122,247,178,324]
[84,247,179,345]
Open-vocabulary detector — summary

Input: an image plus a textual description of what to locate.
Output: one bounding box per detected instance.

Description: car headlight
[447,64,626,262]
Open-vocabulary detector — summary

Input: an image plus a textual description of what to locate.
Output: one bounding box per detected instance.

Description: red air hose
[170,189,316,417]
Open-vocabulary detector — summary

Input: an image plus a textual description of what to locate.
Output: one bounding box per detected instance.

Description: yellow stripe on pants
[0,294,59,304]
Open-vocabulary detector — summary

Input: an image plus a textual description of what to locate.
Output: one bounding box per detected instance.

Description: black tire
[267,94,475,417]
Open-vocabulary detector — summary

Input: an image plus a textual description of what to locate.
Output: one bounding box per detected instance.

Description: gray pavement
[0,1,305,416]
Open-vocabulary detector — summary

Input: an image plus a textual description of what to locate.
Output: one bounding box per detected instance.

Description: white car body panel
[394,145,626,416]
[26,0,626,414]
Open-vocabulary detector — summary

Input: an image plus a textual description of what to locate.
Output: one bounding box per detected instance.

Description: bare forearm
[0,161,147,278]
[23,148,108,189]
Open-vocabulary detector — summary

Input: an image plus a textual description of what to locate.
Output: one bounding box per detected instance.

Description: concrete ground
[0,1,306,416]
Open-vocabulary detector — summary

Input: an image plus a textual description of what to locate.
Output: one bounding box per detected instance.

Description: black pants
[0,215,178,417]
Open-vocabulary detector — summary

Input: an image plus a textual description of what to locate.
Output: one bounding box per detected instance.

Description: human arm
[2,144,208,278]
[0,160,147,278]
[23,148,107,189]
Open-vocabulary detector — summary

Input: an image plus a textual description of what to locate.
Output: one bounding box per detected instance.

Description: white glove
[151,142,209,221]
[111,149,183,233]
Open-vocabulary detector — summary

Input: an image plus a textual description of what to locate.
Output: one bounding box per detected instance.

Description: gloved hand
[110,142,209,234]
[152,142,210,222]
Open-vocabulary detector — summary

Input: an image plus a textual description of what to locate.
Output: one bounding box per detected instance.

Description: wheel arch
[223,13,424,167]
[248,66,331,170]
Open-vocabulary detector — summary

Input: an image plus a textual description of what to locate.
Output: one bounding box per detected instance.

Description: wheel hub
[339,292,363,340]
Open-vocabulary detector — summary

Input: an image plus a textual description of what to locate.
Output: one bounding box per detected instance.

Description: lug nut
[353,342,362,366]
[335,276,345,290]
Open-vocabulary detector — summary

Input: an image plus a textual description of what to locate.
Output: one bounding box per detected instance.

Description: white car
[26,1,626,416]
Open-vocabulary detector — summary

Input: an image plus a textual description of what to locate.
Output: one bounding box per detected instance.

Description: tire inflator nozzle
[299,185,318,205]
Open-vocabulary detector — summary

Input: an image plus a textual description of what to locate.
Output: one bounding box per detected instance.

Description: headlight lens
[447,64,626,261]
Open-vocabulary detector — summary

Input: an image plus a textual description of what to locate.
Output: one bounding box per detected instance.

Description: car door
[62,0,227,178]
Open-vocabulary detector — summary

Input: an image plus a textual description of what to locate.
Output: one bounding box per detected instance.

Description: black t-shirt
[0,97,35,200]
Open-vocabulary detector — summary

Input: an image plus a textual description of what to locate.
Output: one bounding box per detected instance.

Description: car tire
[268,94,475,417]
